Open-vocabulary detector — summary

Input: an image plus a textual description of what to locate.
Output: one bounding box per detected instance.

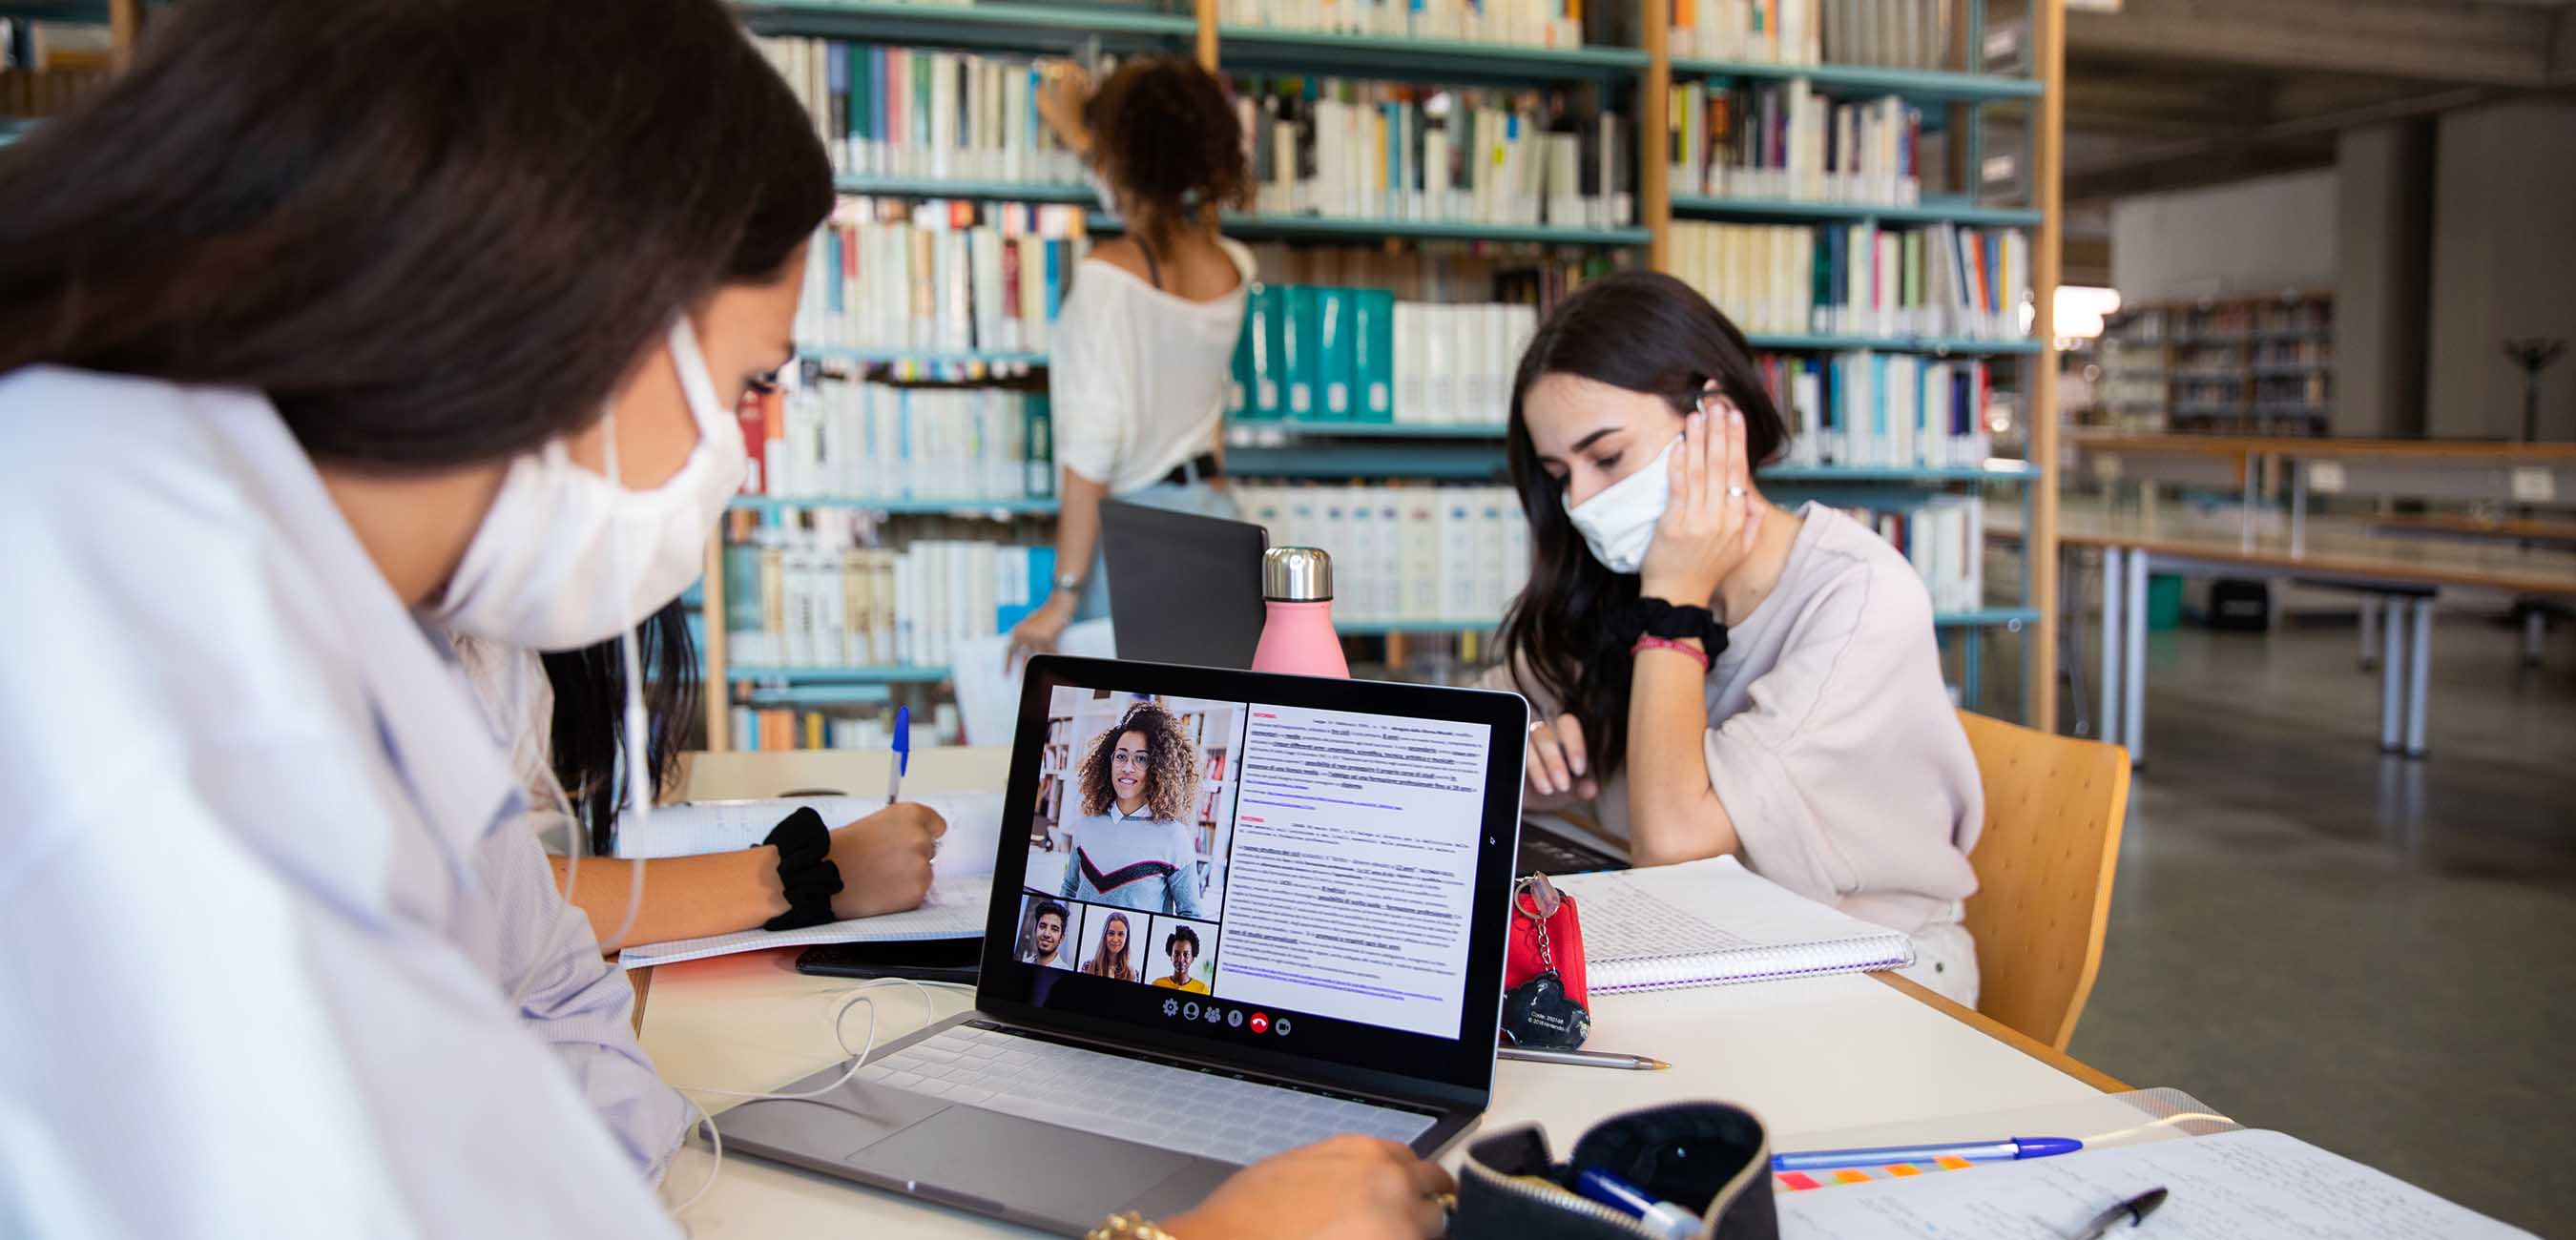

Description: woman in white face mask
[1486,272,1987,1007]
[0,1,1450,1237]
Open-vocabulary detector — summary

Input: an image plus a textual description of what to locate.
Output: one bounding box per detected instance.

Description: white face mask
[1563,434,1681,574]
[433,317,747,651]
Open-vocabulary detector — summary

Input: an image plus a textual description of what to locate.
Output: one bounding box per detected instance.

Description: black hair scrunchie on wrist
[761,806,846,931]
[1610,597,1731,660]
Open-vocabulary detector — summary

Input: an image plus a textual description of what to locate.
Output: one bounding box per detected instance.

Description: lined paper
[1552,857,1912,992]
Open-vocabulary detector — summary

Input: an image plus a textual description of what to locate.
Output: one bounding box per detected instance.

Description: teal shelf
[835,175,1092,202]
[797,343,1049,368]
[1745,332,2043,356]
[1673,57,2040,101]
[729,664,955,685]
[1219,25,1647,82]
[1934,608,2039,630]
[1670,195,2043,228]
[1243,421,1509,440]
[1093,212,1645,247]
[730,495,1056,517]
[1229,444,1506,480]
[1764,462,2037,485]
[740,684,898,707]
[737,1,1194,52]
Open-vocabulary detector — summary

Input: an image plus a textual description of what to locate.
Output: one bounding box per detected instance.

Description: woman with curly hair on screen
[1058,703,1205,916]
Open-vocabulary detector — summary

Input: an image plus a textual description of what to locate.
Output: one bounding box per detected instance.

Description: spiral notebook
[1550,857,1914,992]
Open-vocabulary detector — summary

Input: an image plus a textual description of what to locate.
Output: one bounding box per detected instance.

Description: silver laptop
[716,654,1529,1234]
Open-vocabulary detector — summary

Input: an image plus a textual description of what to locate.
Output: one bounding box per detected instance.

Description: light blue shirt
[0,367,687,1236]
[1055,801,1204,918]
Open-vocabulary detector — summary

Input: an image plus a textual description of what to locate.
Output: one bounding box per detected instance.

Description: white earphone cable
[667,978,980,1219]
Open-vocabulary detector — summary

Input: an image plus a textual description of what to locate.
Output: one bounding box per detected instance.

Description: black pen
[2068,1187,2169,1239]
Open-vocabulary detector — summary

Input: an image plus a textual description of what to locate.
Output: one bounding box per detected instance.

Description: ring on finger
[1528,719,1550,734]
[1727,485,1747,497]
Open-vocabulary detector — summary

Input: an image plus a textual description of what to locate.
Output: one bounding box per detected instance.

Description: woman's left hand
[1636,399,1764,607]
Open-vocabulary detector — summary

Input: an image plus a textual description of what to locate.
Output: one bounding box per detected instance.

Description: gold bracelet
[1086,1210,1177,1240]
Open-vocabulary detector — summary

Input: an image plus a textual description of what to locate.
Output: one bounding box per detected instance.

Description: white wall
[2427,99,2576,441]
[2109,169,2339,304]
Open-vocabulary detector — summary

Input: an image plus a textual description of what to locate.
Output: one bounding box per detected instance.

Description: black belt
[1155,452,1223,487]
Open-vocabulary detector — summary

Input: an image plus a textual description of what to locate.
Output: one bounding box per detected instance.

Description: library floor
[2057,611,2576,1233]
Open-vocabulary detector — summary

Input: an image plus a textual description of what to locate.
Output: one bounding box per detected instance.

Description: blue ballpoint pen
[885,705,910,807]
[1771,1136,2084,1173]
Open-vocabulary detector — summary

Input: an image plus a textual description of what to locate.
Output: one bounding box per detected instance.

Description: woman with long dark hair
[1006,54,1257,659]
[1490,272,1984,1003]
[1058,703,1207,917]
[0,2,1448,1233]
[456,604,946,946]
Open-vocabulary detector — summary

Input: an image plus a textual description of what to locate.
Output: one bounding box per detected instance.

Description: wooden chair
[1955,710,2132,1052]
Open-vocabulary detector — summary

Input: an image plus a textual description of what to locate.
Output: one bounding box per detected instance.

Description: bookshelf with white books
[696,0,2067,748]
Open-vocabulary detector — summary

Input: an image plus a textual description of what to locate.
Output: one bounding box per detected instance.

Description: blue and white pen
[1771,1136,2084,1173]
[1573,1169,1698,1240]
[885,705,910,807]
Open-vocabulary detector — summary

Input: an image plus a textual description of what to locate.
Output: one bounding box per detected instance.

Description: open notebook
[606,792,1004,971]
[1551,857,1913,992]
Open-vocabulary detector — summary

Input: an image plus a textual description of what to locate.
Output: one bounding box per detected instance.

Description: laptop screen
[978,656,1527,1103]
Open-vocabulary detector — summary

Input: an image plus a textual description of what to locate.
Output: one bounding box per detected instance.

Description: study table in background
[642,748,2129,1237]
[1993,500,2576,763]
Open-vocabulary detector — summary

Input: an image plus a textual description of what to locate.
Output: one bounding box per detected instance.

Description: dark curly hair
[1077,702,1201,822]
[1083,54,1251,249]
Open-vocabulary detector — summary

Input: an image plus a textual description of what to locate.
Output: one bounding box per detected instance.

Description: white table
[643,749,2130,1236]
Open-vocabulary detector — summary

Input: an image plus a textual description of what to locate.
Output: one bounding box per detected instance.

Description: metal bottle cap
[1261,547,1334,601]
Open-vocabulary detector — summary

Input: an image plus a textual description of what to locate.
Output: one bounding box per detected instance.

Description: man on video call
[1022,900,1073,970]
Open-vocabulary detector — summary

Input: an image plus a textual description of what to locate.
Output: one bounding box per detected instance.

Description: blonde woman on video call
[1486,272,1985,1005]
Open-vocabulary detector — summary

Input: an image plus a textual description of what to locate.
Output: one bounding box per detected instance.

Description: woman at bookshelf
[1005,55,1257,660]
[1488,272,1985,1005]
[1058,704,1210,918]
[1083,910,1143,982]
[0,2,1449,1235]
[454,607,949,947]
[1152,924,1212,994]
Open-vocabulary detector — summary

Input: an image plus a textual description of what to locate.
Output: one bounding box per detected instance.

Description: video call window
[1029,689,1247,920]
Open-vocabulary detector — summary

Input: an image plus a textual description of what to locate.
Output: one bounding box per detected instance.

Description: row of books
[1220,0,1588,49]
[1672,81,1922,206]
[1235,485,1531,625]
[722,508,1059,670]
[756,36,1085,184]
[737,375,1053,505]
[725,704,936,753]
[795,196,1091,356]
[1757,352,1992,469]
[1670,220,2026,340]
[1838,496,1984,614]
[1671,0,1960,72]
[1227,286,1541,426]
[1236,79,1634,230]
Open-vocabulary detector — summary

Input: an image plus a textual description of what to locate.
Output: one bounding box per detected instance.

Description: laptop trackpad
[848,1106,1193,1222]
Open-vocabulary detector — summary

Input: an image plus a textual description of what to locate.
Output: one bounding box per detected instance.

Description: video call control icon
[1248,1012,1270,1035]
[1227,1009,1243,1028]
[1273,1018,1291,1037]
[1202,1006,1221,1024]
[1182,1002,1200,1021]
[1162,998,1179,1018]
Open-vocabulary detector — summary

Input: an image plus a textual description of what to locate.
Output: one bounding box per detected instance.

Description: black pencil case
[1450,1102,1777,1240]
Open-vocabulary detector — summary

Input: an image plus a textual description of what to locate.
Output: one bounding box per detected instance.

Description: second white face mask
[1563,434,1682,574]
[433,317,748,651]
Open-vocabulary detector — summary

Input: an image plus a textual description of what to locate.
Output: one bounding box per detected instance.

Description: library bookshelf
[681,0,2071,749]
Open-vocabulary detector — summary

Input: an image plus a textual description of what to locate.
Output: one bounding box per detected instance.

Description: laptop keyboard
[851,1021,1436,1167]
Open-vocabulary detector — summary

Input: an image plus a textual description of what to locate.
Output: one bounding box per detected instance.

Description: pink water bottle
[1251,547,1349,678]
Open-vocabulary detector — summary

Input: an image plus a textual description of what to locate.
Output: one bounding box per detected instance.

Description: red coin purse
[1505,874,1589,1010]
